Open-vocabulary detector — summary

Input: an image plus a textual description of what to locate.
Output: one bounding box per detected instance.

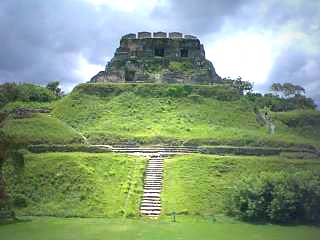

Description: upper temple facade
[90,32,221,84]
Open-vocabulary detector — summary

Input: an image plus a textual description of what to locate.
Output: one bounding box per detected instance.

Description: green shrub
[0,83,57,107]
[226,171,320,224]
[13,194,27,208]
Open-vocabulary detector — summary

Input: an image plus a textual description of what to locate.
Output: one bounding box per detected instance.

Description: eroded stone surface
[90,32,221,84]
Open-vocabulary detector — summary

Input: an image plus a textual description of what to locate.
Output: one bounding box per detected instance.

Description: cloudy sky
[0,0,319,104]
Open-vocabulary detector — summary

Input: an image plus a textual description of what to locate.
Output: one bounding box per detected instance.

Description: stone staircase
[140,154,163,217]
[111,146,198,218]
[112,146,199,154]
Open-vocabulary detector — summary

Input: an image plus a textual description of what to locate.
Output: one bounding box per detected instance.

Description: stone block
[184,35,197,39]
[153,32,167,38]
[138,32,152,39]
[169,32,183,38]
[122,33,136,39]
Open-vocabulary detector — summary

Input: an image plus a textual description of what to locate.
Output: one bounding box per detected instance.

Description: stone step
[142,195,160,199]
[140,210,161,214]
[142,198,161,202]
[141,205,161,208]
[140,207,161,211]
[144,190,161,194]
[141,199,161,202]
[143,193,160,197]
[141,204,161,208]
[112,148,198,151]
[144,187,161,190]
[141,201,161,205]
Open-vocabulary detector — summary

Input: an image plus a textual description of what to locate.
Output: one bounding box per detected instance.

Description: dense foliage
[0,82,57,108]
[226,171,320,224]
[245,92,316,112]
[162,154,320,217]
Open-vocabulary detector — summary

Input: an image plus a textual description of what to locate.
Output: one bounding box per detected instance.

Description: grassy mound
[161,154,320,216]
[273,110,320,141]
[1,113,84,145]
[4,152,146,217]
[52,83,320,148]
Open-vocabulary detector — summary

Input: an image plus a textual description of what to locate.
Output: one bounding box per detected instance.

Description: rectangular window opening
[181,48,188,57]
[155,48,165,57]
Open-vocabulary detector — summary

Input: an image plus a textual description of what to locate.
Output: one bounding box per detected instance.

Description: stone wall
[91,32,221,84]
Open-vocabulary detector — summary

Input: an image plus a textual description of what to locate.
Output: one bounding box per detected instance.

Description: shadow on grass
[0,218,32,226]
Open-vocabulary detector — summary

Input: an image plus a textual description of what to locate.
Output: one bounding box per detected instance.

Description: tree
[46,81,63,97]
[0,113,12,217]
[230,77,253,95]
[271,83,306,98]
[271,83,283,96]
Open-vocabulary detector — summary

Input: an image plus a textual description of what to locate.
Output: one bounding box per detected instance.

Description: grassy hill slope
[2,113,84,145]
[161,154,320,216]
[52,83,320,149]
[4,152,146,217]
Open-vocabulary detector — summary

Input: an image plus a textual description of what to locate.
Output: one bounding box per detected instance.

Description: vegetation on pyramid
[4,152,146,217]
[91,32,220,84]
[0,69,319,225]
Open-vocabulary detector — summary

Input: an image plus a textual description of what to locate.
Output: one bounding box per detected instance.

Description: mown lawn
[4,152,147,218]
[162,154,320,216]
[0,216,319,240]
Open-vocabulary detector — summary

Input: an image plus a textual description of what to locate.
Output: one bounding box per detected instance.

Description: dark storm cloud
[268,47,320,102]
[151,0,253,35]
[0,0,144,89]
[0,0,319,105]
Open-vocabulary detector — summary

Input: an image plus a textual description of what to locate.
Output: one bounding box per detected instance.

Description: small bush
[13,194,27,208]
[226,171,320,224]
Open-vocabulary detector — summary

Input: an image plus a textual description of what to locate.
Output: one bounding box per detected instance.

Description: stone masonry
[90,32,221,84]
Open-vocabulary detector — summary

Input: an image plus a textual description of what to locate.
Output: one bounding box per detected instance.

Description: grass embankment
[52,83,320,148]
[4,152,146,217]
[1,216,319,240]
[162,153,320,216]
[1,113,83,145]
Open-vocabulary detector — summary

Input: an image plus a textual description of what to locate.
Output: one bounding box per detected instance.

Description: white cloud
[206,32,274,85]
[73,53,105,90]
[84,0,160,13]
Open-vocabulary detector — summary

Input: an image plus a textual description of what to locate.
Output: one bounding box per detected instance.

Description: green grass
[1,216,319,240]
[2,113,84,145]
[4,152,146,217]
[52,83,320,148]
[273,110,320,141]
[162,154,320,216]
[1,101,55,112]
